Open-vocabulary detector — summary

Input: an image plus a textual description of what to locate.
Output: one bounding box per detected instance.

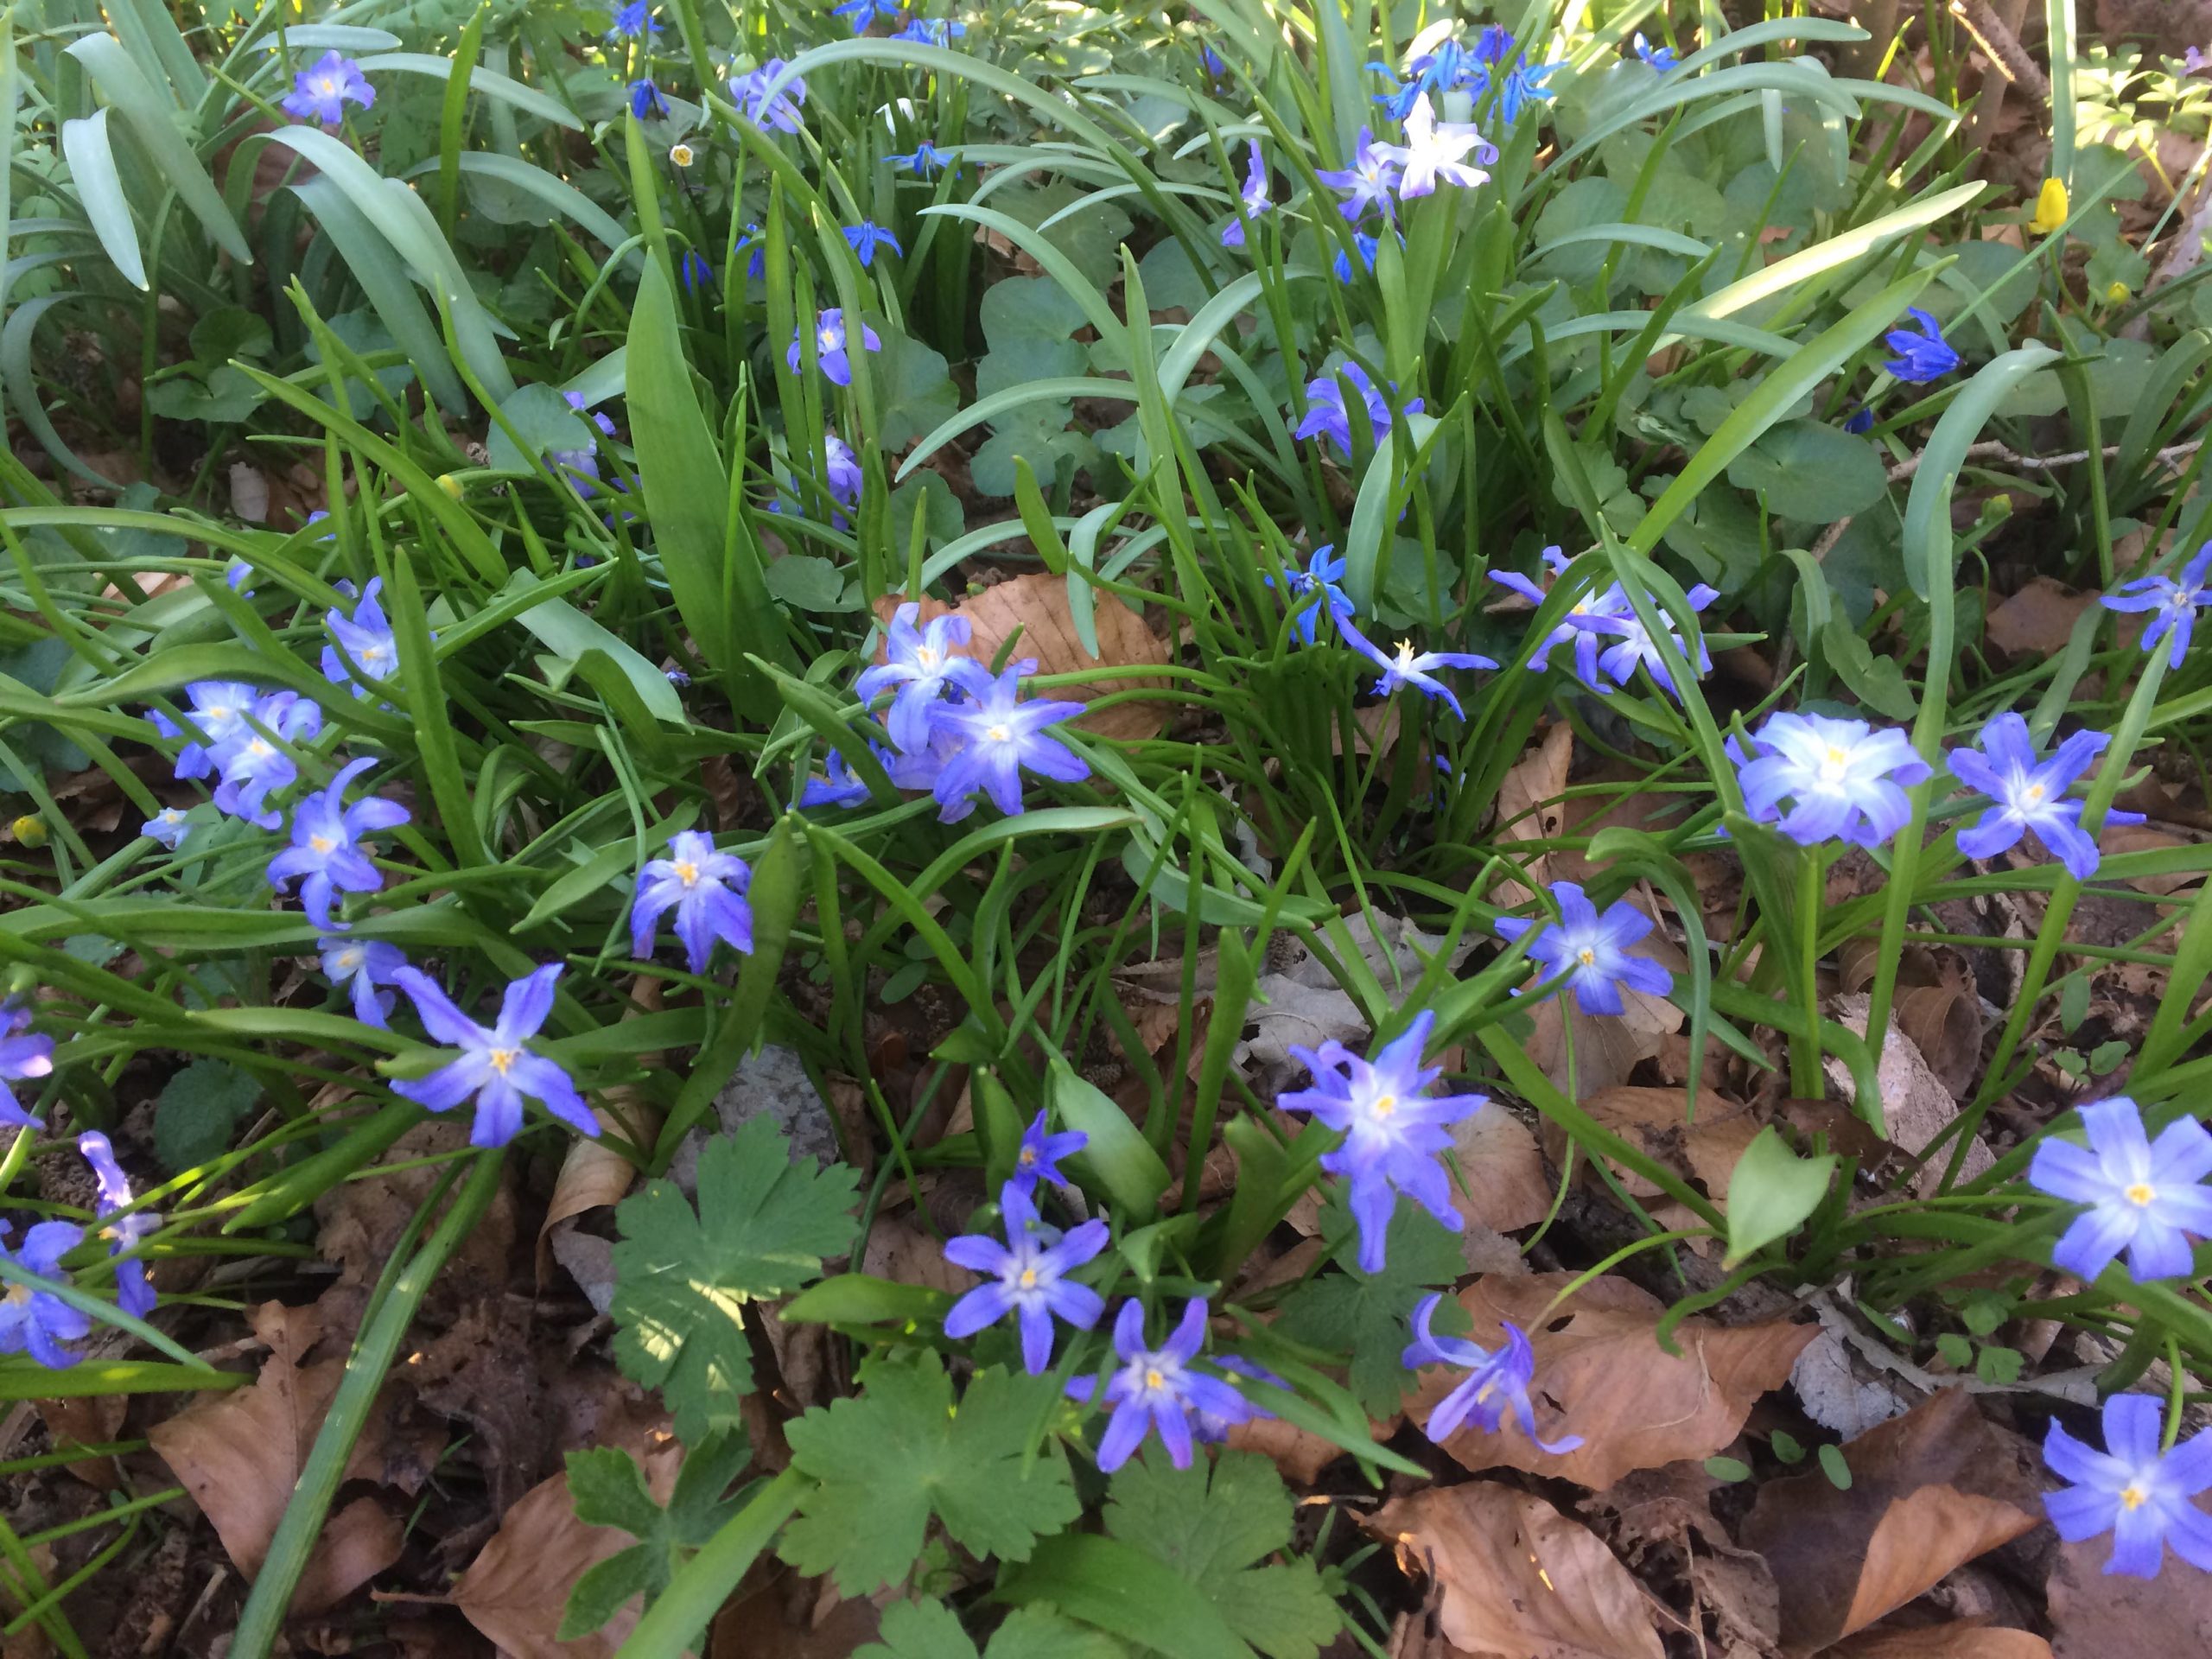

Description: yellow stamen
[1371,1093,1397,1118]
[1019,1268,1039,1288]
[986,723,1013,743]
[1577,948,1597,966]
[672,860,701,887]
[2120,1484,2149,1511]
[488,1047,518,1075]
[1143,1367,1166,1390]
[309,834,336,855]
[2126,1182,2157,1207]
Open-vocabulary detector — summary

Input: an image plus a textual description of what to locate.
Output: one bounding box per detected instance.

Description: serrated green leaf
[153,1058,261,1173]
[557,1430,751,1637]
[1099,1451,1337,1659]
[781,1354,1081,1595]
[858,1599,1121,1659]
[610,1116,859,1443]
[558,1546,657,1639]
[1271,1197,1466,1416]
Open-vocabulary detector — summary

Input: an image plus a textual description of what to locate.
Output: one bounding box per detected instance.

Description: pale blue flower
[1566,582,1719,699]
[797,748,874,810]
[2044,1395,2212,1577]
[927,664,1090,823]
[1949,714,2143,880]
[1733,711,1932,849]
[78,1131,156,1319]
[321,936,407,1029]
[282,51,374,126]
[631,831,753,973]
[0,1001,53,1130]
[1068,1299,1253,1471]
[791,308,880,386]
[1333,613,1497,721]
[1294,362,1421,458]
[731,60,806,132]
[1280,1009,1488,1273]
[1493,880,1673,1016]
[2030,1096,2212,1283]
[1488,546,1632,681]
[266,757,410,930]
[147,681,262,781]
[1405,1293,1581,1452]
[1314,126,1402,221]
[211,691,322,830]
[142,808,191,850]
[1220,142,1273,248]
[942,1181,1109,1374]
[391,964,598,1147]
[321,578,400,697]
[2101,543,2212,668]
[856,601,976,753]
[0,1222,89,1369]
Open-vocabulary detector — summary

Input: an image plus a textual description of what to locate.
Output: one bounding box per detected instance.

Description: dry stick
[1961,0,2037,156]
[1808,438,2209,561]
[1851,0,1904,82]
[1951,0,2050,100]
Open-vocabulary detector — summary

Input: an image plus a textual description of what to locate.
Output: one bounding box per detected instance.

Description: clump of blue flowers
[1280,1009,1488,1273]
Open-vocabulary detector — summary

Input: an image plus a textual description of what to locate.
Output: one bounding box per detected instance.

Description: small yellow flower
[436,474,465,501]
[2029,176,2069,236]
[669,141,696,168]
[10,816,47,849]
[2106,279,2131,303]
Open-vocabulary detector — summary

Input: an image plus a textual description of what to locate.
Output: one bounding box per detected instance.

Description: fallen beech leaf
[874,573,1170,741]
[540,1105,652,1288]
[454,1445,682,1657]
[1574,1086,1764,1203]
[1822,996,1993,1195]
[1740,1389,2041,1649]
[1224,1414,1357,1484]
[37,1394,126,1487]
[1452,1107,1552,1232]
[290,1497,403,1617]
[1831,1624,2053,1659]
[2044,1509,2212,1656]
[1490,721,1574,906]
[1370,1483,1664,1659]
[148,1300,410,1605]
[1985,576,2096,658]
[1414,1274,1814,1490]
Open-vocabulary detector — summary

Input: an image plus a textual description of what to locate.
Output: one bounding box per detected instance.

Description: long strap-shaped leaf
[64,34,249,264]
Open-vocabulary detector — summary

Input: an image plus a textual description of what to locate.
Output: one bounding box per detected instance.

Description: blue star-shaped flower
[927,664,1090,822]
[1293,361,1420,458]
[1332,613,1497,721]
[789,308,881,386]
[2101,543,2212,668]
[281,52,374,127]
[321,936,408,1029]
[842,220,904,266]
[1279,1009,1488,1273]
[78,1131,158,1318]
[1265,544,1354,645]
[1010,1109,1085,1192]
[1734,711,1932,849]
[266,757,411,930]
[0,1001,54,1130]
[631,831,754,973]
[1220,141,1274,248]
[888,140,954,176]
[1067,1299,1255,1471]
[1404,1293,1582,1452]
[0,1221,91,1369]
[2030,1096,2212,1283]
[1492,880,1674,1016]
[606,3,662,41]
[942,1181,1109,1374]
[2045,1394,2212,1576]
[321,578,400,698]
[730,60,806,132]
[856,601,976,753]
[1883,306,1959,382]
[1564,581,1719,700]
[1314,126,1402,221]
[1948,713,2144,879]
[391,964,599,1147]
[1633,33,1679,73]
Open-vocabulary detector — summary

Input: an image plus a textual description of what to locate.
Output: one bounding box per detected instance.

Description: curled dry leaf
[1831,1624,2053,1659]
[454,1443,681,1658]
[1573,1086,1765,1205]
[874,572,1170,741]
[1414,1274,1815,1491]
[1370,1483,1665,1659]
[1740,1389,2042,1651]
[147,1300,416,1613]
[539,1103,652,1289]
[1452,1107,1553,1234]
[1822,996,1993,1196]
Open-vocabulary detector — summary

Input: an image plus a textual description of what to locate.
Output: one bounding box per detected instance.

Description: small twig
[1808,438,2208,561]
[1962,0,2034,157]
[1950,0,2050,99]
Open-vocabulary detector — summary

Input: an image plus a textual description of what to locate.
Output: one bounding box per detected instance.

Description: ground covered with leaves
[4,1,2212,1656]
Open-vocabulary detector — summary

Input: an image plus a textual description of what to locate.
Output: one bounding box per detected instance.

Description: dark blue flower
[0,1000,54,1130]
[1332,229,1391,283]
[1011,1109,1085,1192]
[942,1181,1109,1374]
[629,78,668,119]
[1332,613,1497,721]
[631,831,753,973]
[282,51,374,126]
[832,0,902,30]
[1314,126,1402,221]
[842,220,904,266]
[266,756,411,930]
[1496,58,1560,124]
[893,16,965,45]
[321,936,407,1029]
[927,664,1090,823]
[734,222,768,277]
[856,601,976,753]
[797,749,873,810]
[607,3,661,41]
[2045,1394,2212,1575]
[1404,1293,1581,1452]
[888,141,954,177]
[1733,711,1931,849]
[0,1222,90,1369]
[1883,306,1959,383]
[1265,544,1354,645]
[390,964,598,1147]
[1949,714,2144,880]
[1069,1299,1254,1471]
[1493,880,1674,1016]
[2030,1096,2212,1283]
[680,249,715,290]
[1279,1009,1488,1273]
[1294,361,1420,457]
[1633,33,1679,73]
[2101,543,2212,668]
[77,1132,157,1319]
[1843,406,1874,435]
[1199,45,1227,81]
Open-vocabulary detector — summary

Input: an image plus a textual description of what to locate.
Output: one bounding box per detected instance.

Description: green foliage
[153,1059,262,1173]
[557,1428,751,1637]
[780,1352,1081,1595]
[610,1116,859,1445]
[858,1599,1122,1659]
[1274,1198,1469,1417]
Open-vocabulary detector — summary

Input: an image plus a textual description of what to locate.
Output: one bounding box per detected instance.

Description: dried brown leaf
[874,573,1170,741]
[1491,722,1574,907]
[1453,1108,1553,1233]
[1985,577,2097,658]
[1822,996,1993,1195]
[290,1497,403,1618]
[1830,1624,2053,1659]
[1370,1483,1665,1659]
[1416,1275,1815,1490]
[2044,1510,2212,1656]
[1575,1087,1765,1203]
[1740,1389,2041,1650]
[538,1106,650,1287]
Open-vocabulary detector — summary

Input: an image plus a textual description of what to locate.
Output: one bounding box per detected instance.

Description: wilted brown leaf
[1831,1624,2053,1659]
[148,1302,410,1613]
[1986,576,2097,658]
[1225,1414,1357,1484]
[1370,1483,1665,1659]
[1822,996,1993,1195]
[1574,1086,1765,1204]
[874,573,1170,741]
[291,1498,404,1618]
[454,1447,678,1657]
[1453,1107,1553,1233]
[1415,1274,1814,1490]
[1490,722,1574,908]
[1741,1389,2041,1650]
[539,1105,651,1288]
[36,1394,126,1486]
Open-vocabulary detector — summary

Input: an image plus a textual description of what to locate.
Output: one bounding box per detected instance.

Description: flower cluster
[800,601,1090,823]
[1373,26,1558,127]
[1281,1010,1488,1273]
[147,682,323,832]
[0,1134,162,1370]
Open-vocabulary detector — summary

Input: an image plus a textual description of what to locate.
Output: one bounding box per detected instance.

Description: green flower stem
[1791,843,1827,1099]
[227,1151,503,1659]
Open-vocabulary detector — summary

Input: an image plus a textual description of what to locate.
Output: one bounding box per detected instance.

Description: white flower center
[309,834,337,855]
[2023,781,2045,804]
[818,326,840,351]
[1143,1366,1166,1390]
[986,723,1013,744]
[915,645,938,669]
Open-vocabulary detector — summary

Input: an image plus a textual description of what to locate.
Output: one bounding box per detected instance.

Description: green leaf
[781,1353,1081,1595]
[1721,1126,1837,1265]
[874,329,960,451]
[858,1599,1121,1659]
[1048,1058,1169,1217]
[609,1116,859,1444]
[1272,1197,1465,1417]
[1000,1534,1252,1659]
[154,1058,262,1173]
[1818,1442,1853,1490]
[1100,1451,1338,1659]
[1704,1455,1751,1482]
[557,1429,750,1638]
[1726,420,1886,523]
[503,569,686,723]
[60,111,145,290]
